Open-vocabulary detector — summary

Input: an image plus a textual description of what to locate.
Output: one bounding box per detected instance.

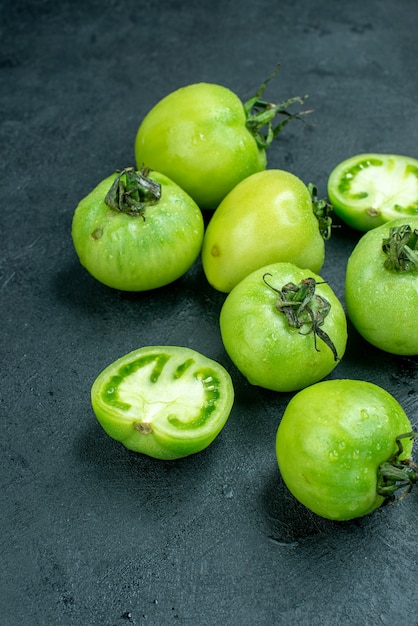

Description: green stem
[105,166,161,216]
[382,224,418,272]
[377,431,418,499]
[244,63,312,150]
[308,183,334,240]
[262,273,339,361]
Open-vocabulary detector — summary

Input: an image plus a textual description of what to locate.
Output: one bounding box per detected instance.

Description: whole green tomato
[91,346,235,460]
[72,167,204,291]
[134,66,308,210]
[345,216,418,355]
[276,379,416,520]
[219,262,347,392]
[202,170,328,292]
[328,153,418,231]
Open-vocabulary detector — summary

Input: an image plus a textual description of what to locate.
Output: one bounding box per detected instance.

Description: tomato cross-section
[91,346,235,460]
[328,153,418,231]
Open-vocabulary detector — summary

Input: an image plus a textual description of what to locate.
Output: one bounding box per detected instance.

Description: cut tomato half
[91,346,234,460]
[328,153,418,231]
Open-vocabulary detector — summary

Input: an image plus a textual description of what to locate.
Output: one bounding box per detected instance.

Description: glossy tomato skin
[276,379,413,520]
[91,346,235,460]
[72,170,204,291]
[328,153,418,231]
[134,83,266,210]
[345,216,418,355]
[201,170,325,293]
[219,262,347,392]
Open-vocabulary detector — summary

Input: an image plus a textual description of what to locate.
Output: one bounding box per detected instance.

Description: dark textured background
[1,1,418,625]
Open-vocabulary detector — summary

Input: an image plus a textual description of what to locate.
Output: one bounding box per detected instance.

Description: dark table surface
[1,1,418,625]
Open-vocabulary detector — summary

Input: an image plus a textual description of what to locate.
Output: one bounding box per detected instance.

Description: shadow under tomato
[73,417,226,513]
[262,468,324,544]
[260,465,367,544]
[52,256,227,328]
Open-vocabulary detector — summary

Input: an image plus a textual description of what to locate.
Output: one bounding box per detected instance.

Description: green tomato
[134,68,308,210]
[328,153,418,231]
[201,170,326,293]
[345,216,418,355]
[72,168,204,291]
[219,262,347,392]
[276,379,415,521]
[91,346,235,460]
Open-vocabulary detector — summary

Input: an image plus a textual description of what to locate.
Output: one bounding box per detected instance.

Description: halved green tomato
[91,346,235,460]
[328,153,418,231]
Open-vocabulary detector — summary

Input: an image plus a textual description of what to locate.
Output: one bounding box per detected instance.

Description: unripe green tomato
[71,169,204,291]
[276,379,414,520]
[328,153,418,231]
[345,216,418,355]
[91,346,235,460]
[134,83,266,210]
[202,170,325,292]
[219,262,347,392]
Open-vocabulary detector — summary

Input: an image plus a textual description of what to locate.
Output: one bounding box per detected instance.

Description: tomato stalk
[308,183,334,240]
[244,63,311,150]
[382,224,418,272]
[105,166,161,216]
[377,431,418,500]
[263,273,339,361]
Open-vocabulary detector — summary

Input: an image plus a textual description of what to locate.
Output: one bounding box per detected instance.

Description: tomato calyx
[382,224,418,272]
[377,431,418,500]
[244,63,312,150]
[105,166,161,217]
[263,273,339,361]
[308,183,334,241]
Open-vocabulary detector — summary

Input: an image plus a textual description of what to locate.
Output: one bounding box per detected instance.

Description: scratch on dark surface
[1,235,44,290]
[10,235,43,261]
[1,271,15,290]
[268,537,299,547]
